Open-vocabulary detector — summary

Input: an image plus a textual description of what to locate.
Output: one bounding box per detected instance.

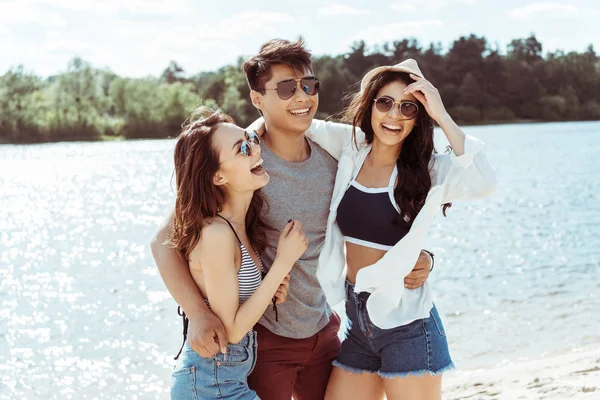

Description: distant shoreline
[2,119,599,146]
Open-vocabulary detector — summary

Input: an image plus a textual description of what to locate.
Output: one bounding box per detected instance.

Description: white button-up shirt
[305,119,498,329]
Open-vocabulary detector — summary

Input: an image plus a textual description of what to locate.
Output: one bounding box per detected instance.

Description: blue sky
[1,0,598,77]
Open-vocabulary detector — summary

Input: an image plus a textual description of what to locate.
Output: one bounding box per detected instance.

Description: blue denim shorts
[171,330,259,400]
[334,281,455,378]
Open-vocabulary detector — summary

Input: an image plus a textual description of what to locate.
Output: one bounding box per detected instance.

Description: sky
[1,0,598,78]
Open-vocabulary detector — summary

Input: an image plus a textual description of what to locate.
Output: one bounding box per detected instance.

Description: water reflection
[1,122,599,399]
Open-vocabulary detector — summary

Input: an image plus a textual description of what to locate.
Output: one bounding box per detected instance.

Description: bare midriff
[345,241,388,284]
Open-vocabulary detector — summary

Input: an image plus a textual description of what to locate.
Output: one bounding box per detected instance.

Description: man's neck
[262,124,310,163]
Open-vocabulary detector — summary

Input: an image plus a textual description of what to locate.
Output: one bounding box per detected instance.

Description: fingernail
[288,219,292,223]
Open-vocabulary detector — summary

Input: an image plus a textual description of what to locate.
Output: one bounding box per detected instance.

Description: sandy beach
[443,346,600,400]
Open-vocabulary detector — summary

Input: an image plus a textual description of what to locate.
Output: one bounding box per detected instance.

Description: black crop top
[336,168,410,250]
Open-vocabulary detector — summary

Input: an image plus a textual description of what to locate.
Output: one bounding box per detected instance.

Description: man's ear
[213,172,227,186]
[250,90,264,111]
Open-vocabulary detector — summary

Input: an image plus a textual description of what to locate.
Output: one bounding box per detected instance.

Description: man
[151,38,432,400]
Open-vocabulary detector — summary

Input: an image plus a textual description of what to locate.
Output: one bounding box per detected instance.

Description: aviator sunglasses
[373,96,419,119]
[259,77,320,100]
[220,130,260,164]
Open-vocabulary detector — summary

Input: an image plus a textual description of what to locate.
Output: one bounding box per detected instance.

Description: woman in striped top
[168,107,308,400]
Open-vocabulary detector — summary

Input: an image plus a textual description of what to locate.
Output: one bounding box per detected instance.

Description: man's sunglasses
[259,77,320,100]
[220,130,260,164]
[373,96,419,119]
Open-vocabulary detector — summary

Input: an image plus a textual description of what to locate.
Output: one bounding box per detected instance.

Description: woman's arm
[405,73,467,154]
[150,211,228,356]
[197,220,304,344]
[430,136,497,203]
[405,74,497,201]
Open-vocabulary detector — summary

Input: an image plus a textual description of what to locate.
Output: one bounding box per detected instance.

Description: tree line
[1,34,599,144]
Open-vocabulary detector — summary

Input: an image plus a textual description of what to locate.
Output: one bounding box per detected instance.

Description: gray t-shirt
[258,137,337,338]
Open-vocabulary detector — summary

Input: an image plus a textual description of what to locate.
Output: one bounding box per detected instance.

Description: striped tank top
[216,214,263,304]
[174,215,264,360]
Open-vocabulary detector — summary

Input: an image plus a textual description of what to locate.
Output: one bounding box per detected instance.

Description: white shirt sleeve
[431,134,498,203]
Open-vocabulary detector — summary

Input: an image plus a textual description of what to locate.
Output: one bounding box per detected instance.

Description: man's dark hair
[243,38,312,93]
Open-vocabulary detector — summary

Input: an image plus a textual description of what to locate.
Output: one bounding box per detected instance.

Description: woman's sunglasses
[373,96,419,119]
[259,77,320,100]
[220,130,260,164]
[238,130,260,157]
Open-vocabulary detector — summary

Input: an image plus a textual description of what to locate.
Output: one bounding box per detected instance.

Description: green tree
[0,65,41,142]
[161,61,187,84]
[508,34,543,64]
[2,34,600,144]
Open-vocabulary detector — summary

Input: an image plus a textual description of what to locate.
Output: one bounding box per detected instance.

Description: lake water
[1,121,599,399]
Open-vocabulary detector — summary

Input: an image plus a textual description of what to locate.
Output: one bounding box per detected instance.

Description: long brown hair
[169,106,269,259]
[342,71,451,224]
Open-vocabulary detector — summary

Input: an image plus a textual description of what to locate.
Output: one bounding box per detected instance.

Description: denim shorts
[171,330,259,400]
[334,281,455,378]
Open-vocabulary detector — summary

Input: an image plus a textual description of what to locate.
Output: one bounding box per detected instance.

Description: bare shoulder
[189,218,237,265]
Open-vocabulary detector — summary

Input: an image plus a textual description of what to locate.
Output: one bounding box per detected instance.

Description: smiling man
[241,40,342,400]
[151,39,432,400]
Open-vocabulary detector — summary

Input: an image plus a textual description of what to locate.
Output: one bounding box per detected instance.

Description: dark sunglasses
[260,77,320,100]
[238,130,260,156]
[373,96,419,119]
[220,130,260,164]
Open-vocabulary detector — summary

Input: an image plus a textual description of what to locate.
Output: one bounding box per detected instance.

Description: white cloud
[317,4,366,16]
[582,7,600,17]
[507,3,579,20]
[391,0,475,11]
[87,11,296,76]
[0,5,296,77]
[391,4,417,12]
[37,0,191,15]
[217,11,295,37]
[0,1,67,26]
[37,0,121,15]
[395,0,446,11]
[351,20,444,46]
[0,27,14,50]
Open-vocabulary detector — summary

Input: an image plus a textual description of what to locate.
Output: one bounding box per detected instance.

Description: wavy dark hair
[169,106,269,259]
[342,71,451,224]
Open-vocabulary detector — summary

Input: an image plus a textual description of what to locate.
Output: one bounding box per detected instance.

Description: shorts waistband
[345,279,371,300]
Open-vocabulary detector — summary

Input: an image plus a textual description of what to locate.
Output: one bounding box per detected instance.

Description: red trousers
[248,313,341,400]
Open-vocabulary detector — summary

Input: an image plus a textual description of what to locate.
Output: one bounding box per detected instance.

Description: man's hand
[404,250,432,289]
[274,274,291,304]
[187,312,228,358]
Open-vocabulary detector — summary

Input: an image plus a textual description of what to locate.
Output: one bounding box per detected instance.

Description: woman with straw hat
[306,59,498,399]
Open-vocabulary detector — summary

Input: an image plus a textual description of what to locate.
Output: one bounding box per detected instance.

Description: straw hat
[360,58,425,92]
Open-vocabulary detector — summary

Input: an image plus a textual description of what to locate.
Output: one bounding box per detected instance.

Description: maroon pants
[248,313,341,400]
